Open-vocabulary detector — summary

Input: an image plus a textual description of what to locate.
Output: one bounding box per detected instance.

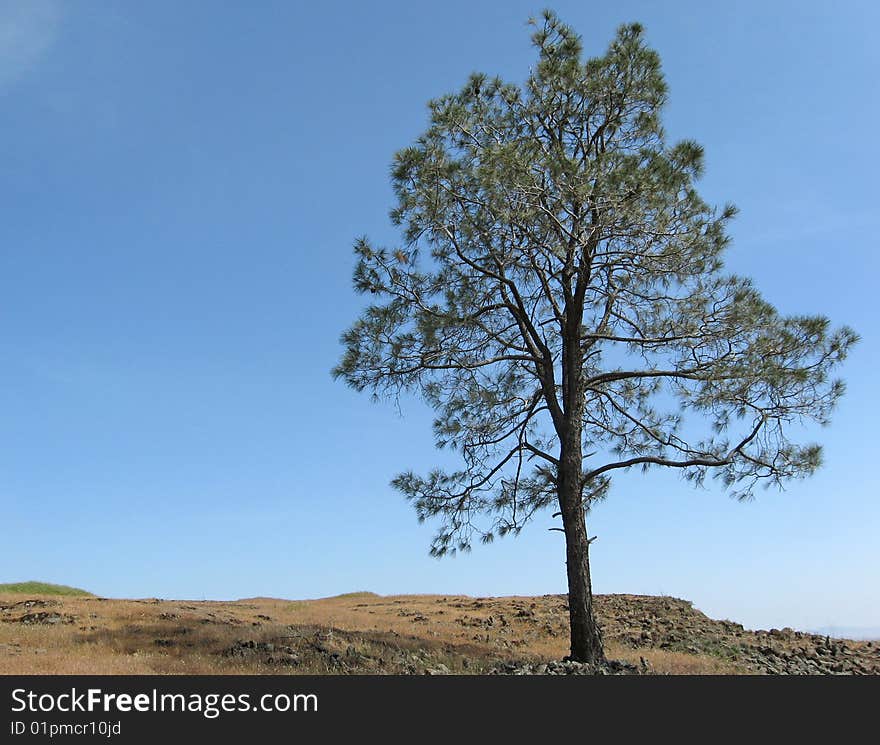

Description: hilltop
[0,581,93,597]
[0,589,876,675]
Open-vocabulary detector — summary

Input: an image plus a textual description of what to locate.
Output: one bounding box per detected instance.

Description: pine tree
[333,11,857,663]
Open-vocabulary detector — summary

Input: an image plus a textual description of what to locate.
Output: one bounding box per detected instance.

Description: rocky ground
[1,591,876,675]
[590,594,878,675]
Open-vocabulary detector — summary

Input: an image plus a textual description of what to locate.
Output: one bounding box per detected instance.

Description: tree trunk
[556,275,604,663]
[557,387,605,663]
[559,490,605,663]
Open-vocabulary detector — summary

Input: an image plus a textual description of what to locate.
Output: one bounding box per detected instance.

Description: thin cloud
[0,0,62,87]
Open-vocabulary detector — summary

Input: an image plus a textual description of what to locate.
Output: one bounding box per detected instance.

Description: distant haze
[809,627,880,641]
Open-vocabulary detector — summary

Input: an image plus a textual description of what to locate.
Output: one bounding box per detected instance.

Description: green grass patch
[0,581,93,597]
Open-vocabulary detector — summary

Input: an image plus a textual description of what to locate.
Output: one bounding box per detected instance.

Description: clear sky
[1,0,877,635]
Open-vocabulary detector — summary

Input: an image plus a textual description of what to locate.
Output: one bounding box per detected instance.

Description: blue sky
[1,0,877,634]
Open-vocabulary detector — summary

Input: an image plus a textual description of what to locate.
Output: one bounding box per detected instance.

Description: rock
[223,639,276,658]
[489,658,641,676]
[267,654,300,667]
[12,612,75,626]
[425,664,450,675]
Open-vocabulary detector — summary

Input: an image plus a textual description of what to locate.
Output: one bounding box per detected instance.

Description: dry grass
[0,590,840,675]
[612,646,742,675]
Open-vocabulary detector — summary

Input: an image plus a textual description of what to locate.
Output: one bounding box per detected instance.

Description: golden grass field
[1,589,876,675]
